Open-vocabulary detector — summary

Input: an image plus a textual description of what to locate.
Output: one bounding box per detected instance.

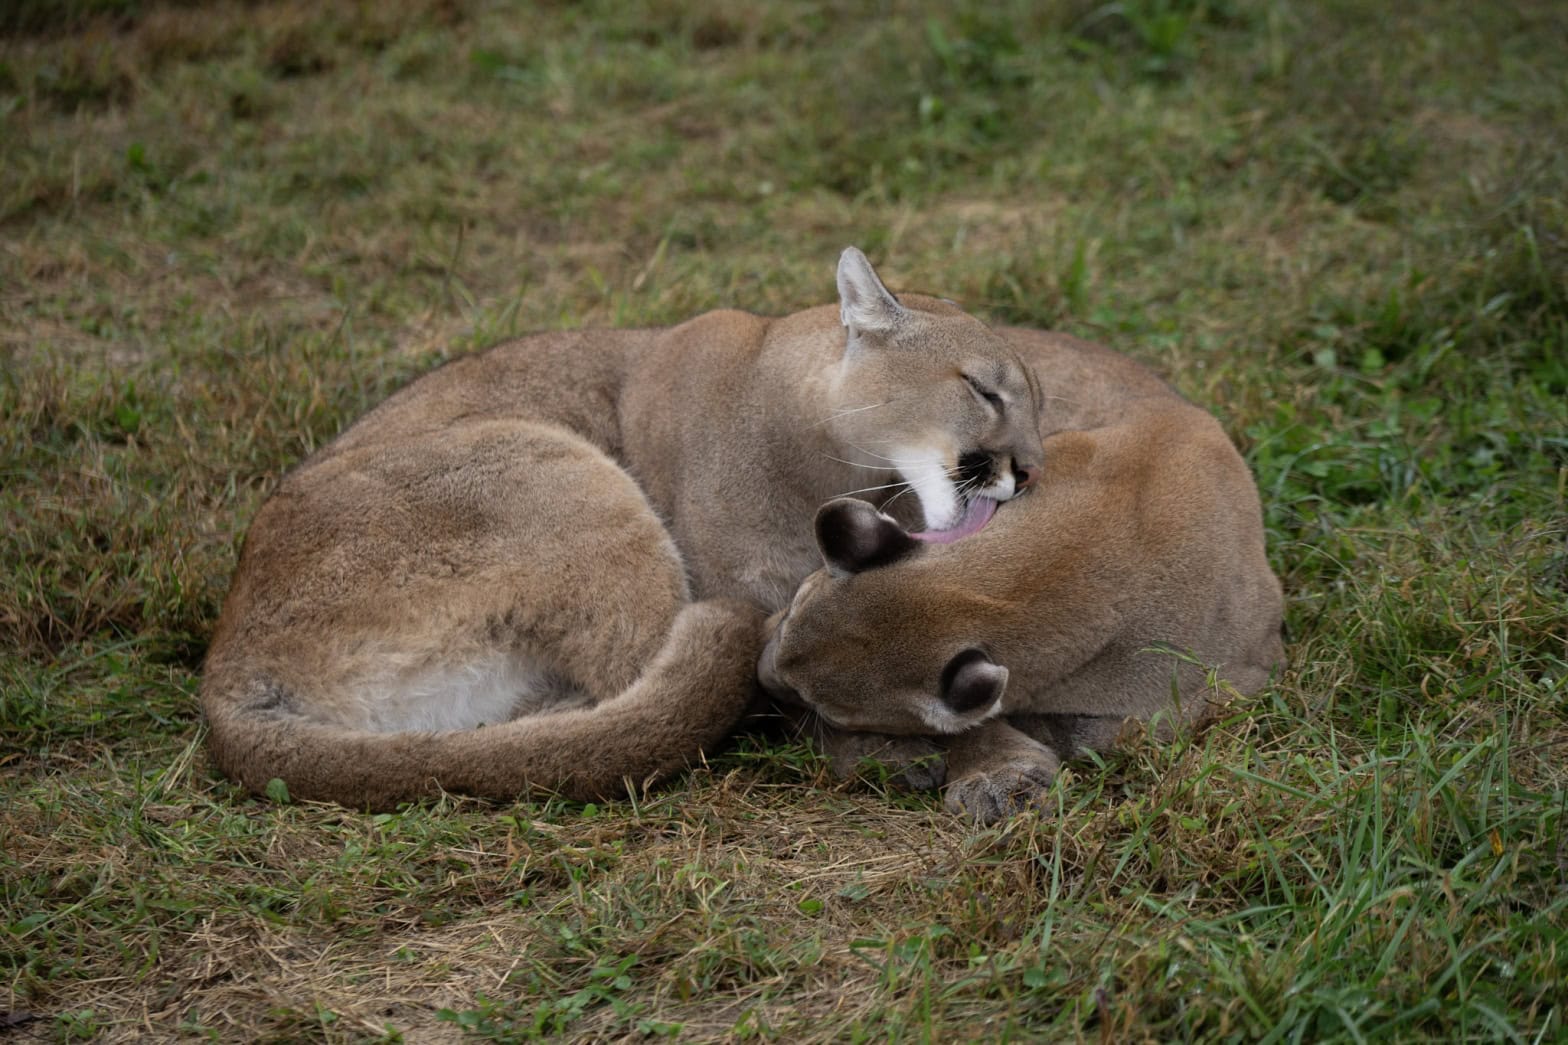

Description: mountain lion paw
[825,731,948,792]
[943,759,1057,824]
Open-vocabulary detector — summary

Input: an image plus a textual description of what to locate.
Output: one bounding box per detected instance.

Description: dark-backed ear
[815,498,923,578]
[837,246,905,339]
[939,648,1008,715]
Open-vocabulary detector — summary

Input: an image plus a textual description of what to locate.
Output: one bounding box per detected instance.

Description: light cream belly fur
[336,651,576,734]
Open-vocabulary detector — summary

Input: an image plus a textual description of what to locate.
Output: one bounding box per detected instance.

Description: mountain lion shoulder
[201,249,1046,808]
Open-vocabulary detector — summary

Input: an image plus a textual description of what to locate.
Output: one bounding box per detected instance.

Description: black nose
[1013,461,1039,489]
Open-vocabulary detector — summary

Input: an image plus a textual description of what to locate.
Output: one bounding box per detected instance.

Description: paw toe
[944,761,1056,824]
[893,753,947,791]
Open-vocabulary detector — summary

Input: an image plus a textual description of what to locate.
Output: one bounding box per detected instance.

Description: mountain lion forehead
[1014,353,1043,407]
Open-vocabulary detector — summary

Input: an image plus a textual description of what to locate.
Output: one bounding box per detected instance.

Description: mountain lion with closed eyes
[201,248,1046,808]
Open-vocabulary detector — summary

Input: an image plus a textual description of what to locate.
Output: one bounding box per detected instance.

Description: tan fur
[757,329,1287,823]
[202,250,1043,808]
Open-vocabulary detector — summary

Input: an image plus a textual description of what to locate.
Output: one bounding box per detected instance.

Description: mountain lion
[757,329,1286,823]
[201,249,1046,808]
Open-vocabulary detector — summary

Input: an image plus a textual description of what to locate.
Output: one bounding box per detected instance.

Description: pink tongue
[911,497,998,544]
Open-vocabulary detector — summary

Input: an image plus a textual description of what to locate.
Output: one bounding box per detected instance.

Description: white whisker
[840,476,915,498]
[882,484,920,512]
[818,453,900,470]
[844,442,931,467]
[814,401,891,427]
[841,479,914,498]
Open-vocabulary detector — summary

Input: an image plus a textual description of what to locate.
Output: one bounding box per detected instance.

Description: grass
[2,0,1566,1039]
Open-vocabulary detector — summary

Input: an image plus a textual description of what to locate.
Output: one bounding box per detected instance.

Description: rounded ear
[814,498,923,577]
[939,648,1008,715]
[836,246,905,338]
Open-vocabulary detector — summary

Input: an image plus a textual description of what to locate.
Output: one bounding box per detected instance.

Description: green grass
[3,0,1566,1039]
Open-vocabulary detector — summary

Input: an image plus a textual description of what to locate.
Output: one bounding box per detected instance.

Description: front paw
[825,732,947,792]
[943,759,1057,824]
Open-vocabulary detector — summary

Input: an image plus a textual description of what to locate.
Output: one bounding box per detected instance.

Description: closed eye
[961,373,1004,411]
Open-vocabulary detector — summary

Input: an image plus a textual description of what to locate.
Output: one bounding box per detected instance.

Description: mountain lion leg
[756,702,947,791]
[818,721,948,791]
[1010,712,1144,760]
[941,719,1061,824]
[202,419,762,808]
[259,419,686,710]
[202,597,765,809]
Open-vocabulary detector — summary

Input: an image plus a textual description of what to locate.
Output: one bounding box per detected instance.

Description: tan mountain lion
[757,329,1287,822]
[201,249,1047,808]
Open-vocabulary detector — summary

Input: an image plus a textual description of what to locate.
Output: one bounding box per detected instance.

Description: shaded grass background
[2,0,1565,1039]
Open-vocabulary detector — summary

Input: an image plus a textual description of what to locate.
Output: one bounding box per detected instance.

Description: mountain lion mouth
[910,495,997,544]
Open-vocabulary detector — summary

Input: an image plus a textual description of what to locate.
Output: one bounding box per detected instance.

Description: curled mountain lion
[202,249,1045,808]
[758,329,1286,823]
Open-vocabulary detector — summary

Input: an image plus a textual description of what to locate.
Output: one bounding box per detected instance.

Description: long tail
[201,600,765,810]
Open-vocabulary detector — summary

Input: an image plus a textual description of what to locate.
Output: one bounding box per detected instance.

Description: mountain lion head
[757,497,1009,735]
[827,249,1044,540]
